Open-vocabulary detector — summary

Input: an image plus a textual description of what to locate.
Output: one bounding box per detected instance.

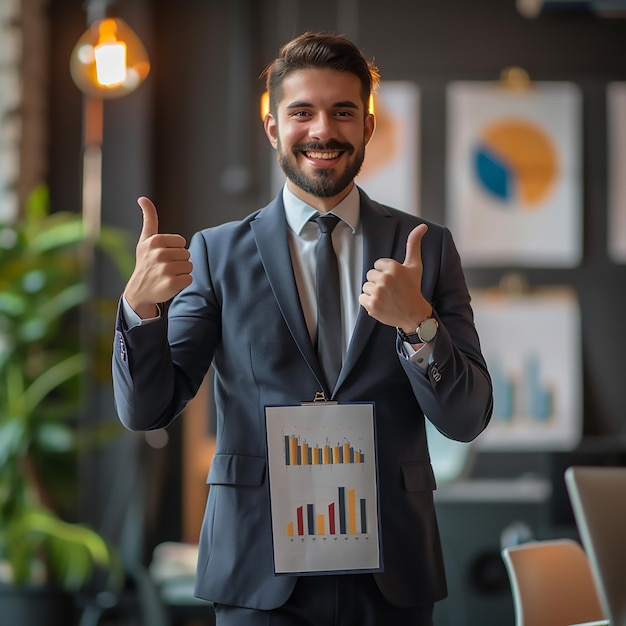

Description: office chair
[566,466,626,626]
[501,538,608,626]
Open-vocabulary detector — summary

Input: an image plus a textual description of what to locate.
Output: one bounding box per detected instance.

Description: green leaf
[25,184,50,222]
[34,422,76,454]
[31,219,85,254]
[24,353,87,416]
[38,283,89,326]
[0,420,26,465]
[6,507,124,591]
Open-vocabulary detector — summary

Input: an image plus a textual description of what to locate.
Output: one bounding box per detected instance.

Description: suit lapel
[250,197,325,387]
[251,191,401,397]
[334,192,400,392]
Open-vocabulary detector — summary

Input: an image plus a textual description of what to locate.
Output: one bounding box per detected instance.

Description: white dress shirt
[282,184,362,361]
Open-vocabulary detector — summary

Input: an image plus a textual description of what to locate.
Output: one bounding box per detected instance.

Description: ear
[364,112,376,146]
[264,113,278,149]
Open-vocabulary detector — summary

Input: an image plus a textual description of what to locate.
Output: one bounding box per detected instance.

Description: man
[113,32,493,626]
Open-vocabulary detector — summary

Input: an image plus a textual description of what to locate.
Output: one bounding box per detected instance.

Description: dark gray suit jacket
[112,189,493,610]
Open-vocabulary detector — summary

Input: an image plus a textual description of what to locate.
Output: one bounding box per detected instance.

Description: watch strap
[397,327,421,344]
[397,317,438,344]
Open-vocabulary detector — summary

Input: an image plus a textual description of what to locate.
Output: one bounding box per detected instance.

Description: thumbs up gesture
[359,224,432,332]
[123,197,193,319]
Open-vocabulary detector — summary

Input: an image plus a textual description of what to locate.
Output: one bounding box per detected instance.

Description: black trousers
[214,574,434,626]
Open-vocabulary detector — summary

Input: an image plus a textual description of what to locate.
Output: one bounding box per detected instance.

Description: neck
[286,180,354,213]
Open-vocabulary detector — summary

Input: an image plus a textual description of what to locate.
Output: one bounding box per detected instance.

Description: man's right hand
[123,196,193,319]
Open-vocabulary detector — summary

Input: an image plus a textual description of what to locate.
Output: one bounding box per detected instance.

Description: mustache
[292,140,354,154]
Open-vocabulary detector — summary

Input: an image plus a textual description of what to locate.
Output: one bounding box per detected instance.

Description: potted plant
[0,185,134,624]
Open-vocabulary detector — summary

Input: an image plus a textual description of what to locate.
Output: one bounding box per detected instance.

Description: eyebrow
[285,100,360,110]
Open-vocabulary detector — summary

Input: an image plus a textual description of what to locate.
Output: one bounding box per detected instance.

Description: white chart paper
[265,402,381,575]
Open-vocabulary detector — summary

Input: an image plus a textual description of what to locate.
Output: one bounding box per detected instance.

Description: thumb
[137,196,159,241]
[403,224,428,268]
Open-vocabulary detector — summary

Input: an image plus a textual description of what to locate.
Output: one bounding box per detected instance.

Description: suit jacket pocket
[401,462,437,492]
[207,453,266,486]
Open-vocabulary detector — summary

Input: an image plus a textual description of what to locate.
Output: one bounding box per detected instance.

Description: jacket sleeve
[398,226,493,443]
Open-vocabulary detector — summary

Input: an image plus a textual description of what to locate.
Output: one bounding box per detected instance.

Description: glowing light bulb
[70,17,150,98]
[94,19,127,86]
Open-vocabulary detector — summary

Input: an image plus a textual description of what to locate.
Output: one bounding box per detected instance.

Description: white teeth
[306,151,340,159]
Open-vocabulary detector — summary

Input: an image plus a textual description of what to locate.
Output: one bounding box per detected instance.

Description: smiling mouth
[304,150,342,160]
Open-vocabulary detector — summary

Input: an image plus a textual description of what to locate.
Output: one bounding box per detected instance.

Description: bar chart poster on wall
[446,80,582,267]
[265,402,381,575]
[471,288,582,450]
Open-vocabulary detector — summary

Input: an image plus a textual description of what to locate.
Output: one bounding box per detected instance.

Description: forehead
[278,68,365,110]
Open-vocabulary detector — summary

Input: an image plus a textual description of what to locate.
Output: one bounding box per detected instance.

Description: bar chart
[286,486,368,538]
[471,289,582,450]
[266,402,381,573]
[284,435,366,466]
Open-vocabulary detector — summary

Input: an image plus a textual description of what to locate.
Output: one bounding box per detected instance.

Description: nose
[309,112,336,141]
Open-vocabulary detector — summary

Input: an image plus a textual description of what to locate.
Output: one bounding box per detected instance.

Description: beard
[277,139,366,198]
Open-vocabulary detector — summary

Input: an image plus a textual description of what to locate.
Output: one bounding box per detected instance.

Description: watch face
[418,318,438,342]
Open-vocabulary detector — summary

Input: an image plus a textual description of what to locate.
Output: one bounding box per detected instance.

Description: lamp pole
[70,0,151,527]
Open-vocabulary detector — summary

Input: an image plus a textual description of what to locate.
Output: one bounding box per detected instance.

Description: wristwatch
[397,317,439,344]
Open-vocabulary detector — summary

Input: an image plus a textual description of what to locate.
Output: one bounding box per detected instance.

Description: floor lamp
[69,3,150,527]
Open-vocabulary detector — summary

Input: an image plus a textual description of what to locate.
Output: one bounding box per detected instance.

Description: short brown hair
[261,32,380,117]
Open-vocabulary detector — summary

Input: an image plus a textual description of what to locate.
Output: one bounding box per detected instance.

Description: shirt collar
[283,184,360,236]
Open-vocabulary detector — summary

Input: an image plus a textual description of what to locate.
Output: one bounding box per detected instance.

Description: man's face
[264,68,375,207]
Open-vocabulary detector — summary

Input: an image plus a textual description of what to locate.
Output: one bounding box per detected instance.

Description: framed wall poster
[356,81,421,216]
[470,288,582,451]
[607,82,626,263]
[446,80,582,267]
[271,80,421,216]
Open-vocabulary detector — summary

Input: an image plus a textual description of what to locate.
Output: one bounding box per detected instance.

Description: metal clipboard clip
[301,391,338,405]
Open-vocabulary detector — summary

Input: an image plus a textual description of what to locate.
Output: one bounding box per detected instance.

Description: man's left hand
[359,224,433,332]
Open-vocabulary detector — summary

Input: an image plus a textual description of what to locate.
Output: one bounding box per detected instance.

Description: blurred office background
[3,0,626,624]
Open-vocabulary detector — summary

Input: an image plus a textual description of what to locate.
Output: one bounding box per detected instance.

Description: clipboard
[265,400,382,575]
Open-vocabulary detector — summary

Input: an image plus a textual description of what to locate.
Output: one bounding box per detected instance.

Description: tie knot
[314,214,340,234]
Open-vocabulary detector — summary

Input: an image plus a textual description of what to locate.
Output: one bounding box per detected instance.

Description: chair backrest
[566,465,626,626]
[502,538,607,626]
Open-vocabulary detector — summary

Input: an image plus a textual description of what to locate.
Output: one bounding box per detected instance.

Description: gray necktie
[313,214,342,391]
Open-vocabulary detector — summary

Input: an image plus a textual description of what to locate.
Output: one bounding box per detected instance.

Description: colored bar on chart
[360,498,367,533]
[307,504,314,535]
[338,487,346,534]
[333,445,342,464]
[287,521,294,537]
[312,446,320,464]
[317,513,325,535]
[289,436,298,465]
[323,445,331,464]
[329,502,336,535]
[348,488,357,535]
[297,506,304,535]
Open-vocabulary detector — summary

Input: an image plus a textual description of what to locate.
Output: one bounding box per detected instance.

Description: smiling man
[113,32,493,626]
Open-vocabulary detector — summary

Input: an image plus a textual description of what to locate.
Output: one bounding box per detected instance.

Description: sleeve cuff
[121,296,162,329]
